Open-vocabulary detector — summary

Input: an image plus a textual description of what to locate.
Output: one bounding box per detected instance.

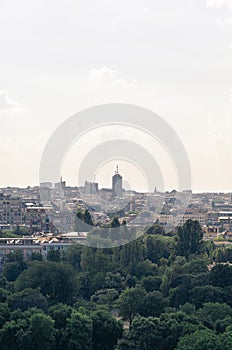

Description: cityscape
[1,0,232,348]
[1,165,232,270]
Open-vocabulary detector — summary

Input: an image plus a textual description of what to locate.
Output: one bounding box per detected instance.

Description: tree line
[1,219,232,349]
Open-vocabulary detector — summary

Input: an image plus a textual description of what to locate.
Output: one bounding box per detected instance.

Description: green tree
[75,209,94,232]
[140,276,162,292]
[7,288,47,311]
[48,303,73,349]
[145,235,173,264]
[129,316,175,350]
[0,302,10,328]
[0,318,30,350]
[146,223,165,235]
[64,244,82,271]
[111,218,120,228]
[196,302,232,330]
[209,264,232,288]
[183,258,208,275]
[30,252,43,261]
[90,288,119,305]
[65,311,93,350]
[3,250,27,282]
[189,285,225,308]
[213,247,232,263]
[5,250,26,264]
[48,303,73,329]
[176,219,203,257]
[176,329,219,350]
[47,249,61,262]
[29,313,56,350]
[91,309,123,350]
[118,286,146,327]
[133,260,157,278]
[219,328,232,349]
[169,282,191,308]
[140,291,168,317]
[0,287,9,303]
[104,272,124,292]
[15,261,79,303]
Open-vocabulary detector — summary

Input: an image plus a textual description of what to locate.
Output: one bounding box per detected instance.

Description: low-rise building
[0,233,87,271]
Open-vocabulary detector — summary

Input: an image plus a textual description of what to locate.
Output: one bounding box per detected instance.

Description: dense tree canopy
[1,220,232,349]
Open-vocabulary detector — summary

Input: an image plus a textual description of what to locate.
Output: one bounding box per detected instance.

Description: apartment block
[0,193,22,225]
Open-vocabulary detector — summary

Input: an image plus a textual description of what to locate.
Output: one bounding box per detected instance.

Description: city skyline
[1,2,232,346]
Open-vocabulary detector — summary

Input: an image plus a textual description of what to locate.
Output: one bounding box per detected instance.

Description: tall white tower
[112,165,123,198]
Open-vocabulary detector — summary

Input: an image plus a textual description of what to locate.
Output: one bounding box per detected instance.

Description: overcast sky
[0,0,232,192]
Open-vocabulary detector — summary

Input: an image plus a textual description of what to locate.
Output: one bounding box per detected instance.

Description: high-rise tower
[112,165,123,198]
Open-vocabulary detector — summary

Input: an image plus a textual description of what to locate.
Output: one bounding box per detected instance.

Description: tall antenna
[116,164,119,174]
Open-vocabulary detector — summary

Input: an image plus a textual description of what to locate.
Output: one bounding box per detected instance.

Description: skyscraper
[112,165,123,198]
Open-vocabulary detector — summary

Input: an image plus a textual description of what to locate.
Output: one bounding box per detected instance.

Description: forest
[1,219,232,349]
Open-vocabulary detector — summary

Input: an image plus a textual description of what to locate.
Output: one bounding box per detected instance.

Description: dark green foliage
[175,329,219,350]
[1,221,232,349]
[91,309,123,350]
[3,261,26,282]
[189,285,225,308]
[3,250,27,282]
[15,261,79,303]
[29,313,56,350]
[118,286,146,326]
[213,247,232,263]
[0,302,10,328]
[0,287,9,302]
[176,219,203,257]
[47,249,61,262]
[0,318,30,350]
[64,244,82,271]
[145,234,174,263]
[140,291,168,317]
[146,223,165,235]
[104,272,124,292]
[65,311,93,350]
[196,302,232,329]
[90,288,119,305]
[48,303,73,349]
[140,275,162,292]
[182,258,208,275]
[129,316,180,350]
[111,217,121,228]
[48,303,73,329]
[209,263,232,288]
[7,288,47,311]
[130,317,166,350]
[75,209,94,231]
[30,252,43,261]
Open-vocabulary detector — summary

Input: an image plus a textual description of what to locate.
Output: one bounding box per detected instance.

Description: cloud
[89,65,136,88]
[89,66,117,82]
[206,0,232,8]
[0,91,20,111]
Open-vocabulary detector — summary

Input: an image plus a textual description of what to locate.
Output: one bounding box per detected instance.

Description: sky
[0,0,232,192]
